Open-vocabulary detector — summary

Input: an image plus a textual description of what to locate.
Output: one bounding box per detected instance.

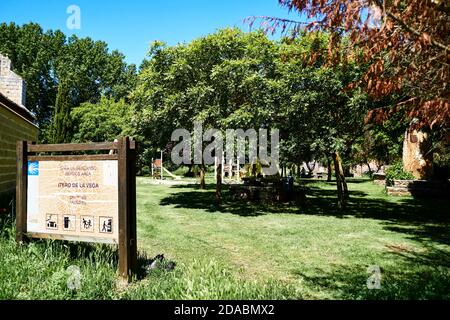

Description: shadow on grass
[159,180,450,246]
[160,184,302,217]
[292,260,450,299]
[291,240,450,299]
[303,182,450,246]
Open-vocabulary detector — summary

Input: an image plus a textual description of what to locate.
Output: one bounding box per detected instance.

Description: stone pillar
[0,54,26,106]
[402,128,433,180]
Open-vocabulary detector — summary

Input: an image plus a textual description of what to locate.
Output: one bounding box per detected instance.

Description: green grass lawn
[1,178,449,299]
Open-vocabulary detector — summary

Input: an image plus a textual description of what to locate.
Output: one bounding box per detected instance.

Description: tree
[133,28,371,208]
[71,97,135,143]
[251,0,449,129]
[0,23,137,137]
[55,35,134,107]
[0,23,64,126]
[52,81,73,144]
[276,33,370,208]
[351,112,408,171]
[132,29,280,197]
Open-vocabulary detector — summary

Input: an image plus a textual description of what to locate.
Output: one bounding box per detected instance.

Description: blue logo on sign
[28,161,39,176]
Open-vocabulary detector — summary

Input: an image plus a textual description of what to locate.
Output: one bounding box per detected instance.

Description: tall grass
[0,217,299,300]
[0,217,117,299]
[123,259,300,300]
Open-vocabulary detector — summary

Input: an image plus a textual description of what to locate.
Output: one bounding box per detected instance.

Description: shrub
[138,166,151,177]
[385,162,415,186]
[362,171,374,180]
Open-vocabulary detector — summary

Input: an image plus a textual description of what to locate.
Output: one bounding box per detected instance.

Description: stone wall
[386,179,449,197]
[0,54,26,107]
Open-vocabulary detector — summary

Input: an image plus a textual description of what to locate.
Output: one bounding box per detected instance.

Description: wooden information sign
[16,137,137,281]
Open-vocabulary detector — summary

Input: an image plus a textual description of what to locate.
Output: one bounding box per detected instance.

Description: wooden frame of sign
[16,137,137,282]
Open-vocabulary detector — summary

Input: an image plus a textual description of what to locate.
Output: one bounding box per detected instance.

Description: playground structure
[230,175,306,205]
[214,152,244,183]
[151,151,181,180]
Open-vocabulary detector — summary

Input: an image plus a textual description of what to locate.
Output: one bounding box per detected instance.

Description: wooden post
[216,159,222,206]
[129,141,138,276]
[151,157,154,179]
[118,137,137,282]
[332,151,348,209]
[16,141,28,244]
[160,150,163,180]
[237,157,240,182]
[214,156,217,183]
[221,151,224,180]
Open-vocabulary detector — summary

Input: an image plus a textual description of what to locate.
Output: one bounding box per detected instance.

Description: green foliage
[430,130,450,180]
[71,97,135,143]
[0,22,407,171]
[0,221,117,299]
[0,23,63,125]
[131,28,280,164]
[131,29,377,172]
[351,110,408,169]
[0,22,136,131]
[52,81,73,143]
[385,162,415,186]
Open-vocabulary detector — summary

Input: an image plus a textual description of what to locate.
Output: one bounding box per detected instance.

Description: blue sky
[0,0,300,66]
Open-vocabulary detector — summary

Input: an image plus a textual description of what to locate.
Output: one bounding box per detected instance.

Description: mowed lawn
[1,178,449,299]
[136,177,450,299]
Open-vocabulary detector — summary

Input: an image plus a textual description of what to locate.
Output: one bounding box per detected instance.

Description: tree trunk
[366,161,373,175]
[327,157,332,182]
[340,157,349,200]
[306,161,316,176]
[343,175,349,200]
[332,152,348,209]
[252,164,257,178]
[199,163,206,190]
[376,163,383,173]
[216,162,222,206]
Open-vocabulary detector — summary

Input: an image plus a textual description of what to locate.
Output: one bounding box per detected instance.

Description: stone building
[0,54,26,106]
[0,54,39,200]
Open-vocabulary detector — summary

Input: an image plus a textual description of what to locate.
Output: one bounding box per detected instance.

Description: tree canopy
[0,22,137,142]
[250,0,449,129]
[71,97,135,143]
